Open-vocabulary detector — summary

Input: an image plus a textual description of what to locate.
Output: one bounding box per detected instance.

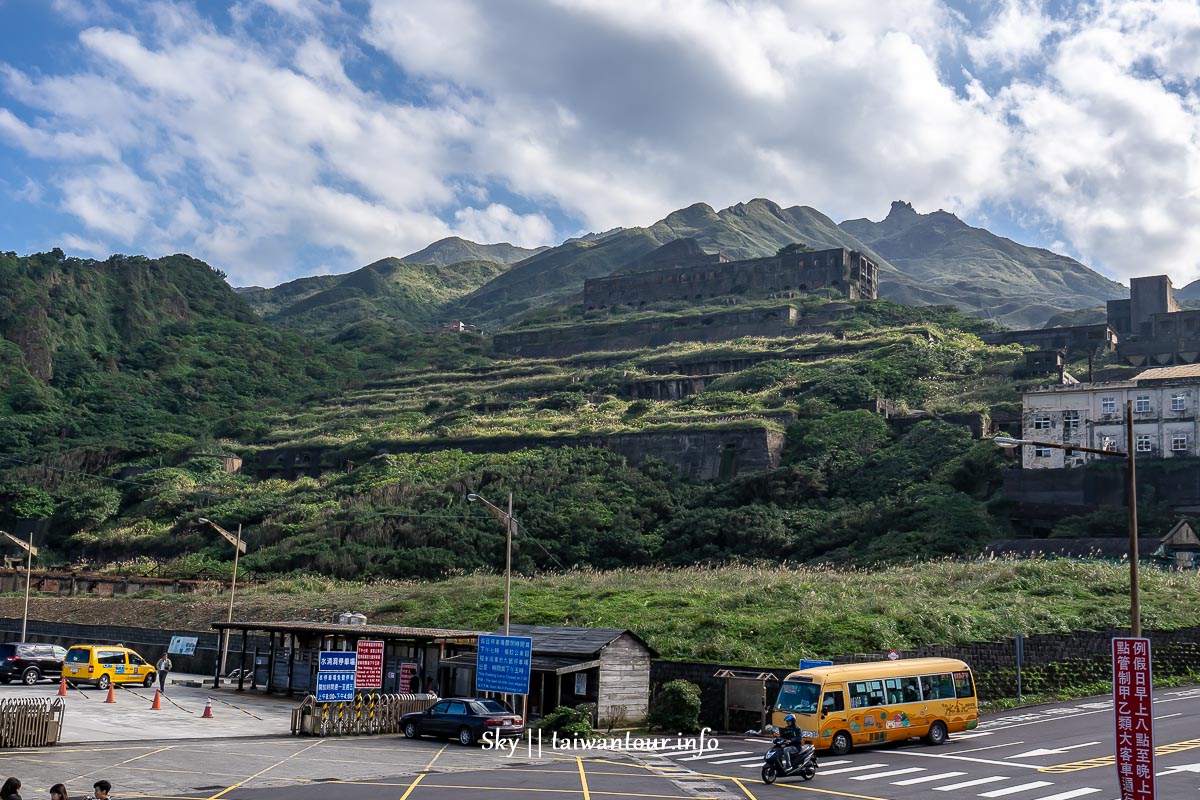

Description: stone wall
[651,624,1200,729]
[583,247,878,309]
[493,306,807,359]
[0,569,230,598]
[251,426,786,482]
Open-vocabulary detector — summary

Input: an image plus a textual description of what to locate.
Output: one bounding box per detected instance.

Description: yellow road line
[696,771,887,800]
[578,756,592,800]
[398,742,449,800]
[205,739,325,799]
[1041,736,1200,773]
[733,777,760,799]
[68,744,177,785]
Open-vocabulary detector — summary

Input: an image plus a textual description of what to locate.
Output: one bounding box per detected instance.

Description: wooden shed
[442,624,657,727]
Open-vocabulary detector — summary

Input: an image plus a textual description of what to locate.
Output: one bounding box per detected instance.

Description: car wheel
[829,731,852,757]
[97,674,111,690]
[404,721,420,739]
[924,721,948,746]
[22,668,40,685]
[144,673,155,688]
[458,727,475,746]
[761,764,777,785]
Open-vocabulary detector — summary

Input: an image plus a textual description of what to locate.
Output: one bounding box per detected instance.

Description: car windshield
[473,700,509,714]
[65,649,89,663]
[775,681,821,714]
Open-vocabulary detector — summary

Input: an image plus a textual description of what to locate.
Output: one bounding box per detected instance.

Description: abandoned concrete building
[1109,275,1200,366]
[583,243,879,310]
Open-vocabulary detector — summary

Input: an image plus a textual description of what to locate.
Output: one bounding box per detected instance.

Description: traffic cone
[57,676,67,697]
[201,697,214,718]
[104,683,116,704]
[150,689,162,710]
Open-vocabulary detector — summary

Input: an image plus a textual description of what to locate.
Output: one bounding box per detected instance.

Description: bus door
[819,684,847,745]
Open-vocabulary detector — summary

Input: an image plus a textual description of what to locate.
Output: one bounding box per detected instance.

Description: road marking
[576,756,591,800]
[978,781,1054,796]
[891,771,967,785]
[711,756,761,764]
[892,750,1042,770]
[682,750,752,761]
[1041,737,1200,773]
[932,776,1010,791]
[818,763,888,775]
[1029,789,1099,800]
[731,776,761,800]
[849,767,925,780]
[1007,742,1100,759]
[206,739,327,800]
[955,742,1027,755]
[820,760,853,766]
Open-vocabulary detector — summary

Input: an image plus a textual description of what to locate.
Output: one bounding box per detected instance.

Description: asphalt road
[2,688,1198,799]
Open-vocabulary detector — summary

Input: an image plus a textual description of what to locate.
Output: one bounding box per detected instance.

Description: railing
[0,697,65,747]
[291,693,437,737]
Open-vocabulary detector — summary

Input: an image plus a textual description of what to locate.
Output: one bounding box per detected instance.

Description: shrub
[535,704,595,740]
[647,679,701,733]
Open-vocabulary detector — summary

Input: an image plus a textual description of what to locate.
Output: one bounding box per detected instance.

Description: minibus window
[775,681,821,713]
[954,671,975,698]
[821,691,844,713]
[884,678,903,704]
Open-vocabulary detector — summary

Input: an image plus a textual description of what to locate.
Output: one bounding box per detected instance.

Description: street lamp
[1,531,37,641]
[993,398,1140,635]
[466,493,515,635]
[198,518,246,675]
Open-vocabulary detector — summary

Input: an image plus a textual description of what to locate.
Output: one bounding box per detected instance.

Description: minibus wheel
[924,721,948,746]
[829,731,852,756]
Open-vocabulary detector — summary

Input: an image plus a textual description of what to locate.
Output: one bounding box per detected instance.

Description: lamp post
[466,493,514,635]
[994,398,1140,636]
[1,531,38,641]
[198,518,246,675]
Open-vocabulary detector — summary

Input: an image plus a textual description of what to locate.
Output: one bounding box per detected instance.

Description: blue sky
[1,0,1198,290]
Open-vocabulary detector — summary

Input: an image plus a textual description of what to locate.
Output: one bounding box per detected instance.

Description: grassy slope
[10,560,1196,667]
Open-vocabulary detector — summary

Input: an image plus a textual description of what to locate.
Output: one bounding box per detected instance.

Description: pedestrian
[155,653,172,693]
[423,676,438,697]
[0,777,20,800]
[49,784,68,800]
[87,780,110,800]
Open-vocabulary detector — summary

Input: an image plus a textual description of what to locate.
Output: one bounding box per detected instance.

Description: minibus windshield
[774,681,821,714]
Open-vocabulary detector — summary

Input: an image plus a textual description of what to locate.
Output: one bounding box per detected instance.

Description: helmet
[784,714,796,723]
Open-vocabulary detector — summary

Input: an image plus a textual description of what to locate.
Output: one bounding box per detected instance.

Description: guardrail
[291,693,437,736]
[0,697,65,747]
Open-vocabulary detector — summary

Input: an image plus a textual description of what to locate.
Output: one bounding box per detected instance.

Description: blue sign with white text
[319,651,357,672]
[799,659,834,670]
[315,671,356,702]
[476,635,532,695]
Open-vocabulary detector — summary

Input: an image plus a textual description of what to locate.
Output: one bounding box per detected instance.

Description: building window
[1102,397,1116,414]
[1033,446,1052,458]
[1034,416,1051,430]
[1135,395,1151,413]
[1064,411,1080,431]
[1172,393,1187,411]
[1136,435,1153,452]
[1173,435,1188,451]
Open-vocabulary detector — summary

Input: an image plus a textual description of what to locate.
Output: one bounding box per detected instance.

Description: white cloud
[453,204,556,248]
[966,0,1066,71]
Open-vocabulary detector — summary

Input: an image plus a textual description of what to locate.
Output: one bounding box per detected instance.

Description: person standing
[155,653,172,693]
[0,777,20,800]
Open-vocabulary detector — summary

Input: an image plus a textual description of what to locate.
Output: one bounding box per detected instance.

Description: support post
[1126,399,1140,637]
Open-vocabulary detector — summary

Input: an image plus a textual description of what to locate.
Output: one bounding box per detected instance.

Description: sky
[1,0,1198,290]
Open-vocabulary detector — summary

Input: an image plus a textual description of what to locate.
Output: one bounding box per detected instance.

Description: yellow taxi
[62,644,156,690]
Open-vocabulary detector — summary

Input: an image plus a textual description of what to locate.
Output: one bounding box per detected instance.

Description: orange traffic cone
[150,689,162,710]
[104,683,116,704]
[201,697,214,718]
[57,676,67,697]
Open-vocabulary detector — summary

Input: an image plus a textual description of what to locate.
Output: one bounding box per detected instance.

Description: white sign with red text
[1113,637,1155,800]
[355,639,384,689]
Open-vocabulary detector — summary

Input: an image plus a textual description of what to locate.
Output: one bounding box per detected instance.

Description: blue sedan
[401,697,525,746]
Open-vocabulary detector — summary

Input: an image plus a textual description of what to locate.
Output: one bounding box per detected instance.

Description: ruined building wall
[583,247,878,309]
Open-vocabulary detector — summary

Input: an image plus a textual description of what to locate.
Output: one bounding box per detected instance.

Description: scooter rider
[779,714,803,770]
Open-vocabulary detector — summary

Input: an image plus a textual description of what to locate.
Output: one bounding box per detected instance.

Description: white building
[1019,365,1200,469]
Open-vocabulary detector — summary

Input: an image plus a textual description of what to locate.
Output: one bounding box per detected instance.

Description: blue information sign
[315,671,356,702]
[477,635,533,695]
[318,651,357,672]
[799,659,834,670]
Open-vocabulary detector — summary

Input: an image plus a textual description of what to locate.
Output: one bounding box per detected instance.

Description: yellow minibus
[771,657,978,755]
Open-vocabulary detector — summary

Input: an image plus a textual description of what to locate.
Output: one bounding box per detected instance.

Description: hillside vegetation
[7,560,1196,665]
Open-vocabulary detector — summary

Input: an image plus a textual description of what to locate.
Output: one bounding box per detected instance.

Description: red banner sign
[355,639,384,689]
[1113,637,1155,800]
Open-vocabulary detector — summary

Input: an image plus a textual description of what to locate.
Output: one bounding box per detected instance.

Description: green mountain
[453,198,1123,331]
[402,236,547,266]
[0,249,351,454]
[239,256,510,338]
[840,201,1127,328]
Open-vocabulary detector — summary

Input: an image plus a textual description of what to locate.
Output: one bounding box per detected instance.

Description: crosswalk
[652,739,1106,799]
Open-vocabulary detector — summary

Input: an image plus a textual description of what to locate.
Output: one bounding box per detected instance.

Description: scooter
[761,737,817,784]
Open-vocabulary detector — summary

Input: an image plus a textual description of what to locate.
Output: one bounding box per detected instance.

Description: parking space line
[205,739,326,800]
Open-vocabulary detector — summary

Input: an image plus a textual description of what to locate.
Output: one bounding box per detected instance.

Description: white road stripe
[892,771,967,785]
[850,767,926,780]
[933,776,1010,791]
[1028,790,1100,800]
[681,750,751,761]
[710,756,762,764]
[979,781,1054,797]
[818,760,852,767]
[818,763,888,775]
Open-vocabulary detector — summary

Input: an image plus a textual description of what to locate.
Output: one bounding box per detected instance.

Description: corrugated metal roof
[494,624,657,657]
[213,620,483,640]
[1135,364,1200,382]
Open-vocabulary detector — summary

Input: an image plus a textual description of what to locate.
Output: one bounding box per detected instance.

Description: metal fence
[0,697,65,747]
[291,692,437,737]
